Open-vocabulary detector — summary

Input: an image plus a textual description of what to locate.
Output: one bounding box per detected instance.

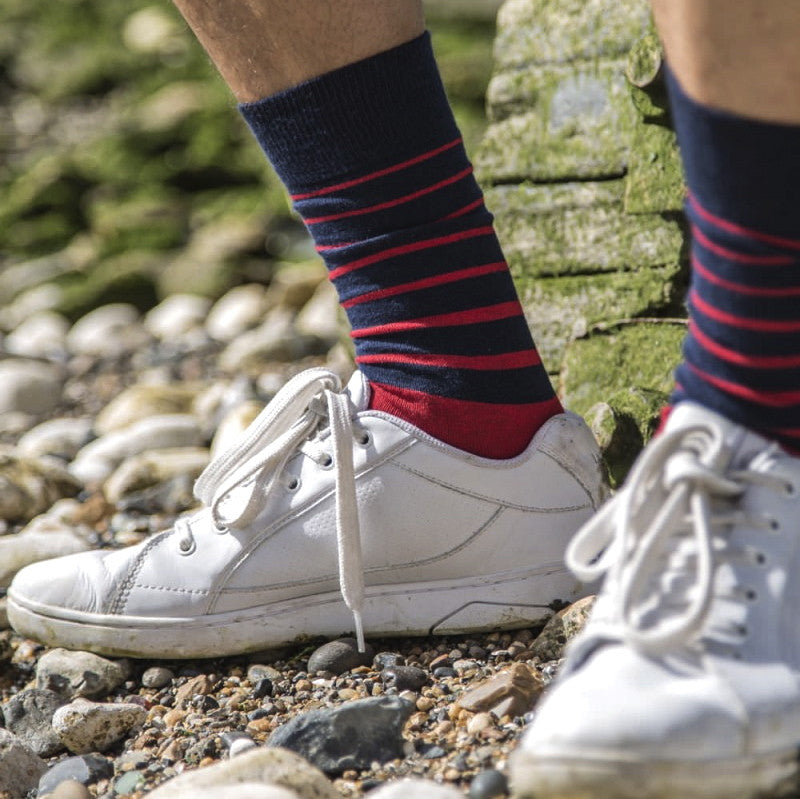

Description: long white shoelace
[566,423,783,657]
[178,368,366,651]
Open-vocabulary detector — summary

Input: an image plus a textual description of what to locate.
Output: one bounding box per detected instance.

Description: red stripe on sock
[290,138,463,200]
[692,254,800,296]
[304,167,473,225]
[351,300,523,338]
[443,197,485,220]
[692,224,792,265]
[686,361,800,406]
[356,349,541,371]
[341,261,508,309]
[316,242,354,252]
[369,382,563,459]
[689,193,800,251]
[691,289,800,332]
[329,226,495,281]
[689,320,800,369]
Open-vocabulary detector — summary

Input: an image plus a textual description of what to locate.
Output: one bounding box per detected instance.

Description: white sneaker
[512,402,800,799]
[8,368,605,659]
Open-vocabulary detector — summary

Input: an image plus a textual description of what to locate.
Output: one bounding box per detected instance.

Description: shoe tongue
[345,370,370,412]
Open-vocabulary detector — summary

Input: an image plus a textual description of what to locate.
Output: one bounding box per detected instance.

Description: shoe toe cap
[10,549,119,615]
[521,645,746,762]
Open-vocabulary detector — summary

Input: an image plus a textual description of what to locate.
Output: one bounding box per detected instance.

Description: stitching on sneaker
[107,531,172,615]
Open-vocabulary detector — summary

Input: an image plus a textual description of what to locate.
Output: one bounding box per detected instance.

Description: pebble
[294,280,341,341]
[1,688,65,757]
[456,663,543,719]
[247,664,283,683]
[113,770,146,795]
[16,417,94,460]
[206,284,269,342]
[0,448,81,525]
[141,666,175,689]
[469,769,509,798]
[143,293,212,341]
[3,311,69,359]
[143,746,337,799]
[0,358,63,415]
[37,754,114,796]
[306,637,374,675]
[48,779,91,799]
[0,728,47,799]
[228,736,258,758]
[529,595,596,662]
[366,779,464,798]
[268,695,414,775]
[380,665,429,693]
[373,652,405,670]
[69,414,204,483]
[36,648,128,699]
[52,698,146,754]
[209,400,264,458]
[219,310,310,372]
[66,304,149,357]
[94,383,200,434]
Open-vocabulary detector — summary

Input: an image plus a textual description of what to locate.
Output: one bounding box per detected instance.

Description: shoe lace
[566,423,786,658]
[175,367,367,651]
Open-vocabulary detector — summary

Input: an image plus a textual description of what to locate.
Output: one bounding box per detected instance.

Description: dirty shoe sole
[8,563,578,658]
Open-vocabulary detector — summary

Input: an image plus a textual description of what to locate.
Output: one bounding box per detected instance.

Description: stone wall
[477,0,689,482]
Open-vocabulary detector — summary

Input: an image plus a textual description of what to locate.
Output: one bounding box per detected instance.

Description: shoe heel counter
[538,412,609,509]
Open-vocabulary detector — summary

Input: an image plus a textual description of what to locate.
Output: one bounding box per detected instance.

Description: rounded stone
[380,665,429,693]
[52,699,146,754]
[306,638,374,675]
[50,779,91,799]
[141,666,175,689]
[469,769,509,798]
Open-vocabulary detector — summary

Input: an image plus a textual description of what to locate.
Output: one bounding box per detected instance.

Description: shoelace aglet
[353,611,365,653]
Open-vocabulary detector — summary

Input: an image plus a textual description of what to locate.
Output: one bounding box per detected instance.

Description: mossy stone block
[517,266,685,369]
[494,0,651,71]
[486,184,685,277]
[559,320,686,417]
[624,122,685,214]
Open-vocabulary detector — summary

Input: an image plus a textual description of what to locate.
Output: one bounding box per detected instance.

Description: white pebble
[206,284,269,342]
[144,294,212,341]
[52,699,146,754]
[66,304,149,357]
[17,417,94,460]
[4,311,69,358]
[0,359,63,415]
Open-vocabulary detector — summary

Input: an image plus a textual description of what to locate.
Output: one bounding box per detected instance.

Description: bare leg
[171,0,424,100]
[652,0,800,123]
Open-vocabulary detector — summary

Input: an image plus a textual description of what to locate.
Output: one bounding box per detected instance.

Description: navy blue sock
[240,33,561,458]
[666,68,800,449]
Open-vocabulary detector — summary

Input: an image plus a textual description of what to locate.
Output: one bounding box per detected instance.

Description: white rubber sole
[510,745,800,799]
[7,565,582,658]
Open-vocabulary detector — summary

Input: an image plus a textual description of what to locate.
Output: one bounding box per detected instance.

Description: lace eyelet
[745,588,758,602]
[766,517,781,533]
[213,522,228,535]
[178,538,195,555]
[356,431,371,447]
[318,453,333,469]
[754,551,767,566]
[784,482,798,498]
[287,477,301,492]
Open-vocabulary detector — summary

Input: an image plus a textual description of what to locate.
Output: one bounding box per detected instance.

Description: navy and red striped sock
[240,33,561,458]
[666,69,800,450]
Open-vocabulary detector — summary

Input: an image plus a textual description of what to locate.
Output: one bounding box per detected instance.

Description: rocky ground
[0,1,601,797]
[0,277,595,799]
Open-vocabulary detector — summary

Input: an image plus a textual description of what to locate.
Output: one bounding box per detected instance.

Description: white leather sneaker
[512,402,800,799]
[8,367,605,659]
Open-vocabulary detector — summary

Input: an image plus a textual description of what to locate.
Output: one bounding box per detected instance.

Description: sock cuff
[666,66,800,237]
[238,31,460,194]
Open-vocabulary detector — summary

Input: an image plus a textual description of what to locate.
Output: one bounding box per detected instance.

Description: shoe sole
[8,565,581,658]
[511,747,800,799]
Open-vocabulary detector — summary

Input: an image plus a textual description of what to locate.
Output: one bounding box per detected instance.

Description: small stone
[253,677,273,699]
[175,674,215,707]
[17,417,94,461]
[247,664,283,683]
[1,688,65,757]
[37,754,114,796]
[268,696,414,775]
[113,770,145,796]
[52,699,146,754]
[66,304,148,358]
[141,666,174,690]
[36,648,128,700]
[0,729,46,799]
[4,311,69,359]
[0,359,63,415]
[456,663,543,718]
[469,769,509,799]
[104,447,209,503]
[372,652,405,670]
[529,596,596,662]
[466,712,494,736]
[143,294,212,341]
[50,779,91,799]
[142,746,337,799]
[209,400,265,458]
[366,779,463,798]
[433,667,457,680]
[94,384,201,435]
[206,284,269,343]
[380,665,429,692]
[306,638,374,675]
[229,737,258,758]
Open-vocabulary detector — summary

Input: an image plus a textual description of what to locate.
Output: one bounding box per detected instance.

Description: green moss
[517,264,685,369]
[486,184,685,277]
[624,122,685,214]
